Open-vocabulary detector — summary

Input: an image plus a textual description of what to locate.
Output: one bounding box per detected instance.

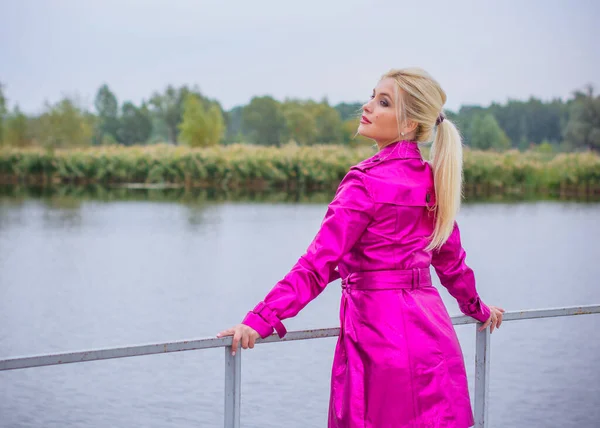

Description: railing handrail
[2,304,599,428]
[1,304,599,372]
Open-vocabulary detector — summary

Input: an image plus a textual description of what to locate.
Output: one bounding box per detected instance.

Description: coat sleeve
[242,170,374,338]
[431,221,491,323]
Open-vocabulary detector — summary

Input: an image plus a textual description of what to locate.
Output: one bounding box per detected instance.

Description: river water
[1,191,599,427]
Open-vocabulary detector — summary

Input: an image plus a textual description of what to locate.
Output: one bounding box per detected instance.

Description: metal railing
[1,304,599,427]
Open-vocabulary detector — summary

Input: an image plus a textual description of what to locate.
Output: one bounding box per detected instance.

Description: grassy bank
[1,144,599,195]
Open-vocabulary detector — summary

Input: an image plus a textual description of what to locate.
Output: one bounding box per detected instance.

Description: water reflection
[1,185,598,235]
[0,185,336,206]
[1,184,599,208]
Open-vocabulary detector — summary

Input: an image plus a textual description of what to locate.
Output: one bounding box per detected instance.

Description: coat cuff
[242,302,287,339]
[242,311,274,338]
[459,296,491,324]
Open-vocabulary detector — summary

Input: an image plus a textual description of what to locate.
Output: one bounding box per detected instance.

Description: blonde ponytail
[427,118,463,251]
[382,68,463,250]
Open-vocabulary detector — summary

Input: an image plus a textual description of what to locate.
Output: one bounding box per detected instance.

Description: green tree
[149,85,198,144]
[489,98,566,147]
[525,98,565,144]
[470,114,511,151]
[281,100,317,145]
[452,105,486,146]
[94,84,120,145]
[242,96,286,146]
[565,85,600,151]
[118,102,152,145]
[312,100,343,144]
[147,113,170,144]
[342,118,371,146]
[334,102,363,121]
[5,106,29,147]
[36,98,94,148]
[535,140,554,154]
[487,100,527,148]
[178,94,224,147]
[0,82,7,146]
[224,106,244,143]
[280,99,343,145]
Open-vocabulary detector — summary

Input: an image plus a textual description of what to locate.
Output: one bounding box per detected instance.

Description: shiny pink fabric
[242,140,490,427]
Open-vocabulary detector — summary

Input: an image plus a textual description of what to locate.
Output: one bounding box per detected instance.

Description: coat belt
[341,268,432,291]
[338,268,432,342]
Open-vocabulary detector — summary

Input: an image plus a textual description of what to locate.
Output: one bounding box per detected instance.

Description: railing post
[224,347,241,428]
[474,325,491,428]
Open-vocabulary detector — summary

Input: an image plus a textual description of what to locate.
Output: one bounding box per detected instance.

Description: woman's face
[357,77,401,148]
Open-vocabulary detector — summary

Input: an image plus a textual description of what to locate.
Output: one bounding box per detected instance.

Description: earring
[401,132,405,136]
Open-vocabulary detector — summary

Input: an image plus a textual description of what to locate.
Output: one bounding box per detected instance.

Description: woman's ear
[402,119,419,135]
[404,120,419,134]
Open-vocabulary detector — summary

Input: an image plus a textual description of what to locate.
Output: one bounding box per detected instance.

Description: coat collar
[352,140,423,172]
[375,140,422,161]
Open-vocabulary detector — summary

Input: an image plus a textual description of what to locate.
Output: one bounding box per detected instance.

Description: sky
[1,0,598,114]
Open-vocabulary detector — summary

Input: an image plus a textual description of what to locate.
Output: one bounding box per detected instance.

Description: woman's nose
[362,100,372,114]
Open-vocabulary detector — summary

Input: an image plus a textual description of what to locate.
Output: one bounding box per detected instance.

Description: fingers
[493,307,504,330]
[479,305,508,333]
[479,317,491,332]
[216,328,235,338]
[480,313,505,333]
[218,325,261,355]
[241,332,250,350]
[231,330,242,356]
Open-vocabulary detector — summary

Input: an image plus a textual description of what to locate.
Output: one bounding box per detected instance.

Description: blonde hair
[382,68,462,251]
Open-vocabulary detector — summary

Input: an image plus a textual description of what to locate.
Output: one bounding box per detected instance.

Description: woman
[217,67,505,427]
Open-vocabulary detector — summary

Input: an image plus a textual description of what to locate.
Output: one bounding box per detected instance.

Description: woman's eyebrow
[373,90,392,98]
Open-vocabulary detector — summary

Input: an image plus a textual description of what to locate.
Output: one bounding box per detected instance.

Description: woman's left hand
[217,324,260,356]
[478,305,505,334]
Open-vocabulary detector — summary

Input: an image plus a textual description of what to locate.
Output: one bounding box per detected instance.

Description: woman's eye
[370,94,375,99]
[380,100,388,107]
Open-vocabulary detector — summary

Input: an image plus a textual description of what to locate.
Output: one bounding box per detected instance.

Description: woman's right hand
[217,324,260,356]
[478,305,505,334]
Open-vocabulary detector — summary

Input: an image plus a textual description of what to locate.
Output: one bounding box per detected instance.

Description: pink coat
[242,140,490,427]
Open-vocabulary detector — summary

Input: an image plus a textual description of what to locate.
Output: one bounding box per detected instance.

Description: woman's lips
[360,115,372,124]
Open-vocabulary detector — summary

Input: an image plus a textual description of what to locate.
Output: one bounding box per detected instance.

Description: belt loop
[342,273,352,289]
[411,268,422,290]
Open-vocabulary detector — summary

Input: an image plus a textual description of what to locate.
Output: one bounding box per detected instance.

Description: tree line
[0,82,598,151]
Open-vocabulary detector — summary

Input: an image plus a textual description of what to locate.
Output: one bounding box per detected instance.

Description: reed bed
[1,144,598,195]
